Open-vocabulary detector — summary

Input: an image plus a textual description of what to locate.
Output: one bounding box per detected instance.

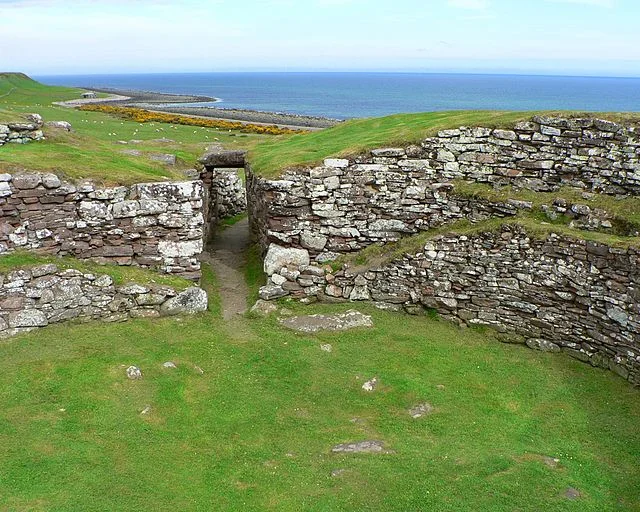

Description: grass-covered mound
[0,73,267,185]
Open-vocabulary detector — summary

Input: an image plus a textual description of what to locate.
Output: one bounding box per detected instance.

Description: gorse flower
[78,105,306,136]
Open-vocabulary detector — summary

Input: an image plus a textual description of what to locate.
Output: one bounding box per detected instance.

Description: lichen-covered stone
[160,287,208,315]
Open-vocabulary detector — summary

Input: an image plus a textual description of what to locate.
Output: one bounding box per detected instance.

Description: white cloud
[544,0,614,6]
[447,0,489,9]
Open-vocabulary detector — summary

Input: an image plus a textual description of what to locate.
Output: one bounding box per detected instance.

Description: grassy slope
[249,111,640,178]
[0,73,265,185]
[0,292,638,511]
[249,111,535,177]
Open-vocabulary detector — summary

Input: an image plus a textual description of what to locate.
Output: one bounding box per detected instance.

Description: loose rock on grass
[126,366,142,380]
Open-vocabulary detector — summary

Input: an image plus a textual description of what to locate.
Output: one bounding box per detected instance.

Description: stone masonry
[0,263,208,339]
[0,114,45,147]
[260,226,640,386]
[0,173,205,279]
[248,116,640,385]
[247,116,640,259]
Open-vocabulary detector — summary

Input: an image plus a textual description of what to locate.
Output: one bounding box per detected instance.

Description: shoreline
[84,87,342,130]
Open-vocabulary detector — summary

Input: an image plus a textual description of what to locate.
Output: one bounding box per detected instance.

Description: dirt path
[201,218,251,320]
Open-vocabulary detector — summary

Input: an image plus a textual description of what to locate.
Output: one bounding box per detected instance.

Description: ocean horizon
[37,72,640,119]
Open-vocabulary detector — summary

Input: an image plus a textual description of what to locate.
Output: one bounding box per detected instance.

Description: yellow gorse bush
[78,104,307,136]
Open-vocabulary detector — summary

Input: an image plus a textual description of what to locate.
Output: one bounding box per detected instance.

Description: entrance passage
[200,216,251,320]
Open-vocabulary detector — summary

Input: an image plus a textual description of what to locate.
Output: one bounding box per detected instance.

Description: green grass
[453,180,640,230]
[0,299,638,511]
[336,215,640,271]
[249,111,534,177]
[0,251,192,290]
[0,73,266,185]
[248,110,640,178]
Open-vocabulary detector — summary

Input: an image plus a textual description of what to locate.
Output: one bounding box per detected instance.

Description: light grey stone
[160,287,208,315]
[263,244,310,276]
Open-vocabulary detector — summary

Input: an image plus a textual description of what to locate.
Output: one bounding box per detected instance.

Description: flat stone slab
[331,440,392,454]
[279,310,373,333]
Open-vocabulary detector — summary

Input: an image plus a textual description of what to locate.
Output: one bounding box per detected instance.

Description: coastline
[84,87,342,130]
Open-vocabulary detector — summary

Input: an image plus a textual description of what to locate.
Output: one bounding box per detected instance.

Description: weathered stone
[263,244,310,276]
[160,287,208,315]
[258,285,288,300]
[331,440,391,454]
[126,366,142,380]
[8,310,48,328]
[409,403,434,418]
[250,299,278,316]
[279,310,373,333]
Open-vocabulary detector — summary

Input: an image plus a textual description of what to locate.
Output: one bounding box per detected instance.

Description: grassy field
[0,269,639,511]
[0,73,266,185]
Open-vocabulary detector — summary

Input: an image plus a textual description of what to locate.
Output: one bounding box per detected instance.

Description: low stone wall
[0,173,205,278]
[0,114,44,147]
[260,226,640,386]
[0,263,208,339]
[247,116,640,259]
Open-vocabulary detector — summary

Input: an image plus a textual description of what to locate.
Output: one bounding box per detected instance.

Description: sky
[0,0,639,76]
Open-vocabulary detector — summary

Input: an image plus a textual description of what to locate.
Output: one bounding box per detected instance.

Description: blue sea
[37,72,640,120]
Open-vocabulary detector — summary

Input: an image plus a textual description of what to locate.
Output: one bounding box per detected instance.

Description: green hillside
[0,73,265,184]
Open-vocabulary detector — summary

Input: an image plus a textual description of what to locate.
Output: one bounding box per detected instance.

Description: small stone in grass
[409,403,434,419]
[331,440,392,454]
[140,405,152,415]
[320,344,333,353]
[162,361,177,369]
[126,366,142,380]
[362,377,378,392]
[331,469,346,477]
[564,488,581,500]
[194,365,204,375]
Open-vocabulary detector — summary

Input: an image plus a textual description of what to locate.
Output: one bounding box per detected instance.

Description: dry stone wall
[0,173,205,279]
[0,263,207,339]
[247,116,640,260]
[0,114,45,146]
[260,226,640,386]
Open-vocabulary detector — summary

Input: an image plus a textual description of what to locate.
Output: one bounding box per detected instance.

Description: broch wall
[247,115,640,259]
[0,173,205,279]
[0,263,208,339]
[246,116,640,386]
[261,226,640,386]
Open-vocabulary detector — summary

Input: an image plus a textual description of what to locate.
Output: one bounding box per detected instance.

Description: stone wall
[247,116,640,260]
[0,114,45,146]
[0,173,205,279]
[261,226,640,386]
[0,263,208,340]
